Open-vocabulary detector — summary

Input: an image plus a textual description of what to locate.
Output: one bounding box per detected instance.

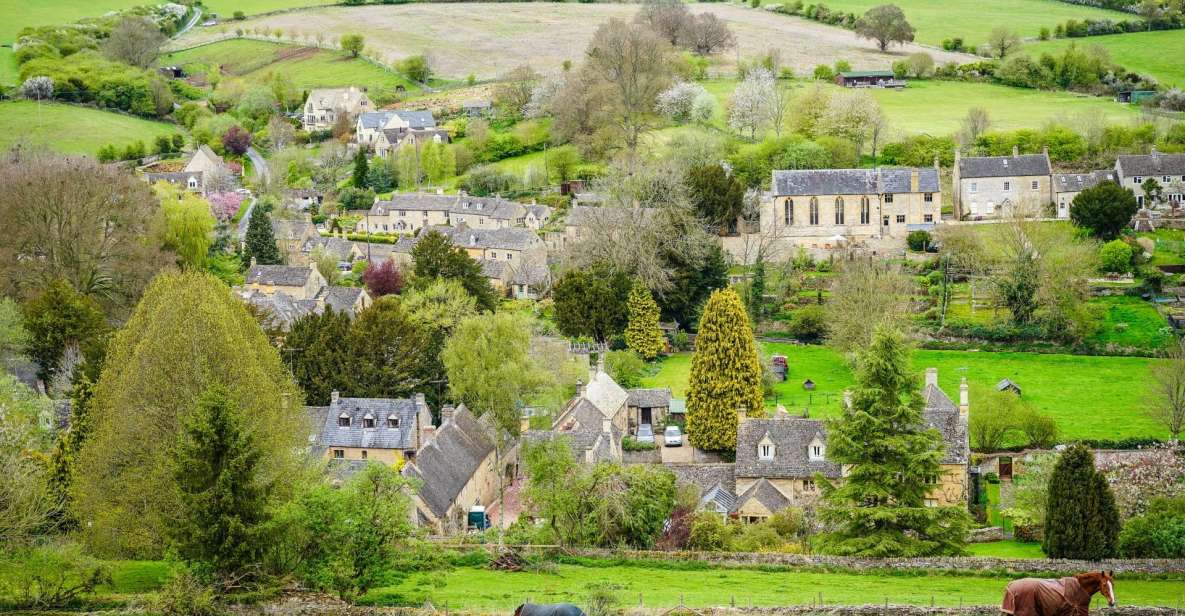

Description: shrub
[907,230,932,252]
[787,305,827,342]
[1118,496,1185,558]
[0,544,112,609]
[1018,408,1059,449]
[622,436,656,451]
[687,512,732,550]
[150,569,220,616]
[1099,239,1133,273]
[233,10,245,20]
[605,349,645,389]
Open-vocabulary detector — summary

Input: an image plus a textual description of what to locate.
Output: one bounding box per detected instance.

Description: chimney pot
[959,377,970,420]
[330,390,340,404]
[576,379,585,397]
[602,417,611,434]
[1012,145,1019,157]
[925,367,938,389]
[441,405,455,425]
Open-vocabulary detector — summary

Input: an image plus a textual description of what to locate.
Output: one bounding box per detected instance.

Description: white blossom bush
[1097,445,1185,518]
[727,68,776,139]
[657,81,713,124]
[20,76,54,101]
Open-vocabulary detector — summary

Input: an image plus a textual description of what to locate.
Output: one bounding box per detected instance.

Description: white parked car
[664,425,683,447]
[636,424,655,444]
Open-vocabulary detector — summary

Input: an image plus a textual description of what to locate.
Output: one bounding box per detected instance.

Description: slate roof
[772,168,939,196]
[839,70,895,78]
[462,99,491,110]
[510,263,550,287]
[1054,170,1116,193]
[304,236,356,261]
[144,171,202,186]
[370,194,522,220]
[437,225,542,252]
[358,111,396,130]
[272,219,318,241]
[585,367,629,420]
[735,417,841,480]
[1116,152,1185,177]
[393,110,436,129]
[668,463,736,495]
[958,153,1051,179]
[321,286,366,315]
[479,259,511,280]
[627,388,671,409]
[698,482,738,513]
[735,478,791,512]
[306,405,330,457]
[401,405,495,518]
[922,384,969,465]
[306,87,368,112]
[352,241,397,263]
[320,394,427,450]
[238,289,319,328]
[246,264,313,287]
[525,204,552,221]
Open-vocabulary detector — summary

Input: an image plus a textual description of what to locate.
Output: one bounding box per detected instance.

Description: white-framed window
[784,199,794,226]
[860,196,870,224]
[507,253,513,260]
[362,414,375,429]
[883,215,890,226]
[337,414,350,427]
[759,442,774,460]
[809,197,819,225]
[399,210,405,217]
[969,182,978,193]
[924,193,933,203]
[884,193,894,203]
[924,498,938,507]
[1164,176,1172,183]
[1134,176,1143,184]
[387,416,399,428]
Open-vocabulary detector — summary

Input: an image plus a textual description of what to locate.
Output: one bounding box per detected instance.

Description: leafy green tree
[171,386,272,581]
[817,327,973,556]
[155,182,216,269]
[1119,496,1185,558]
[1070,180,1138,240]
[686,163,745,233]
[552,264,632,342]
[1044,443,1120,560]
[421,141,456,185]
[605,349,646,389]
[243,206,282,265]
[283,308,353,406]
[0,374,57,547]
[660,242,728,328]
[746,260,766,323]
[624,280,665,360]
[73,271,306,558]
[853,4,915,51]
[338,186,376,211]
[1099,239,1133,273]
[685,288,762,452]
[346,297,434,399]
[21,280,107,383]
[402,279,478,413]
[48,351,105,527]
[278,464,412,600]
[1141,177,1164,204]
[340,33,364,58]
[410,230,498,312]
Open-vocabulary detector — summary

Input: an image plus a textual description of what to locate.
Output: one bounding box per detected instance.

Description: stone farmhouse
[354,109,451,157]
[142,145,227,195]
[953,148,1053,220]
[1114,149,1185,207]
[1053,170,1117,219]
[236,261,372,329]
[271,219,320,264]
[761,166,942,253]
[303,86,373,132]
[356,193,551,234]
[402,403,515,534]
[314,391,434,465]
[381,223,550,298]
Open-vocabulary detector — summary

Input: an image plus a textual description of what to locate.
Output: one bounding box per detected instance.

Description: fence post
[639,593,643,608]
[931,595,935,608]
[731,595,735,608]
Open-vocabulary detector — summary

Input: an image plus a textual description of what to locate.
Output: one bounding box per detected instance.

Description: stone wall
[558,548,1185,576]
[623,448,662,464]
[966,527,1004,543]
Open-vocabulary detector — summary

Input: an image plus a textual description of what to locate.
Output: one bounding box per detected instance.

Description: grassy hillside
[0,100,180,156]
[641,343,1167,442]
[201,0,331,20]
[808,0,1128,48]
[365,563,1182,609]
[162,39,418,102]
[1025,31,1185,88]
[0,48,16,86]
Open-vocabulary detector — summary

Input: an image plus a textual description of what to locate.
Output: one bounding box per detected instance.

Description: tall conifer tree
[685,288,762,452]
[352,149,370,188]
[624,280,665,360]
[817,326,973,556]
[244,206,282,265]
[1044,443,1120,559]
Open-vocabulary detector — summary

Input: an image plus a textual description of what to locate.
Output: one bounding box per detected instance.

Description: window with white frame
[896,214,906,223]
[1003,181,1012,192]
[860,197,870,224]
[834,197,844,225]
[924,214,933,222]
[924,193,933,202]
[969,182,978,193]
[1031,180,1039,190]
[884,193,894,203]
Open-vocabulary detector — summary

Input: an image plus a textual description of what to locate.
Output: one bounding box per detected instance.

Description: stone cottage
[953,147,1053,219]
[317,391,434,465]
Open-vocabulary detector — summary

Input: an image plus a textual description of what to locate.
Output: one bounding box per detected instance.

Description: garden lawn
[0,100,181,156]
[162,39,419,102]
[1025,30,1185,88]
[642,344,1168,441]
[966,540,1045,559]
[808,0,1127,48]
[1087,295,1173,351]
[363,563,1181,609]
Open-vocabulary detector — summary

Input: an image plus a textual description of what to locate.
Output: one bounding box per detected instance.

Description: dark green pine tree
[817,326,973,556]
[747,259,766,324]
[352,148,370,188]
[1043,443,1120,559]
[244,206,282,265]
[171,386,272,579]
[283,308,353,405]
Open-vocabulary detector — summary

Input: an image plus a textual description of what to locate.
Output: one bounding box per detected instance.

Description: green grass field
[201,0,330,20]
[641,343,1167,442]
[1025,30,1185,88]
[804,0,1127,48]
[966,540,1045,559]
[162,39,418,101]
[0,100,181,156]
[1087,296,1173,351]
[364,563,1180,609]
[0,48,17,86]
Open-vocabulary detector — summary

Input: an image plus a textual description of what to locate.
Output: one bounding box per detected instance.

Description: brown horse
[1002,571,1116,616]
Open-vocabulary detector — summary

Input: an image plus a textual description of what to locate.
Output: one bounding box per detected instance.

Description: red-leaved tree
[221,125,253,156]
[361,260,404,297]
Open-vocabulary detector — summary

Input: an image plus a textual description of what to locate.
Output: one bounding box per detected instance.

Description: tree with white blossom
[656,81,714,125]
[728,68,776,141]
[21,76,54,101]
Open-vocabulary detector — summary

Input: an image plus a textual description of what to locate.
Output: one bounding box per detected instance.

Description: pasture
[0,100,181,156]
[1025,31,1185,88]
[806,0,1128,48]
[364,563,1182,609]
[172,2,973,80]
[162,39,419,102]
[640,343,1168,442]
[0,48,16,86]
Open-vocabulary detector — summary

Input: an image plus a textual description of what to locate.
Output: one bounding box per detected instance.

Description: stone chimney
[959,378,970,421]
[602,417,612,434]
[596,353,605,374]
[934,155,940,171]
[250,256,258,268]
[1012,145,1019,157]
[924,367,938,389]
[575,379,585,398]
[441,404,455,426]
[330,390,340,405]
[910,169,920,192]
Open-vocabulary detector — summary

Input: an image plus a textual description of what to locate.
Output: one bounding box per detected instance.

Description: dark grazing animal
[515,603,586,616]
[1002,571,1116,616]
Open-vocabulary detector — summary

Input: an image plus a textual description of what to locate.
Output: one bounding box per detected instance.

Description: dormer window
[362,414,375,429]
[387,416,399,428]
[759,444,773,459]
[808,437,825,461]
[337,414,350,427]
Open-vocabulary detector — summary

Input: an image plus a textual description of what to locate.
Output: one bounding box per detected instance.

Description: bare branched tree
[634,0,690,45]
[102,16,166,69]
[825,256,913,358]
[1150,340,1185,443]
[681,13,736,56]
[493,65,541,118]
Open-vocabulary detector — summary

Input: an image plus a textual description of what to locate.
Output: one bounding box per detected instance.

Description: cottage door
[641,407,652,426]
[999,457,1013,480]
